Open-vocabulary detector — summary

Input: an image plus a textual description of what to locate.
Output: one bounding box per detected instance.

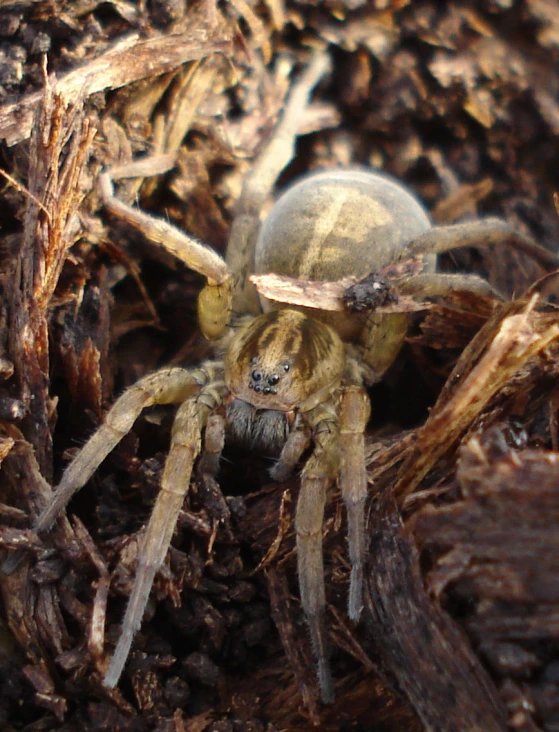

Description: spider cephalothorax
[226,309,345,411]
[224,309,345,456]
[22,50,559,703]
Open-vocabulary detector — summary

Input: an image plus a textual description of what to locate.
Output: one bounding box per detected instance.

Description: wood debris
[0,1,558,730]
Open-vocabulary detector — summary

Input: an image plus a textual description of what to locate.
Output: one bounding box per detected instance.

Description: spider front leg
[99,173,234,341]
[196,413,230,523]
[296,401,339,703]
[34,364,222,536]
[104,375,228,687]
[26,361,226,688]
[269,418,310,483]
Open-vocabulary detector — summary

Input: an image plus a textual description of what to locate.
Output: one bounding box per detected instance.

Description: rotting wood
[1,1,559,729]
[0,20,233,147]
[364,487,508,731]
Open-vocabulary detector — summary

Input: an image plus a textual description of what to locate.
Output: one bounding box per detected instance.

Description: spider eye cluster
[249,358,290,395]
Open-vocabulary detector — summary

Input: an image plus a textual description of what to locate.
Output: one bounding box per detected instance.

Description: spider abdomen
[255,167,434,286]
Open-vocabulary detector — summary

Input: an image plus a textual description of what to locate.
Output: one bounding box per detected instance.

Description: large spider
[30,51,559,703]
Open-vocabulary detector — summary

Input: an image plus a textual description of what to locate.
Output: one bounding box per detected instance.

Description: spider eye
[269,374,280,385]
[283,363,290,372]
[252,370,262,381]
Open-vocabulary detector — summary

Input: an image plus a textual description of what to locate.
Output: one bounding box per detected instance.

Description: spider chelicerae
[28,51,559,702]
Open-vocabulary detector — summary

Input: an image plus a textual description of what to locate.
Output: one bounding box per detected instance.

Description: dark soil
[1,1,559,730]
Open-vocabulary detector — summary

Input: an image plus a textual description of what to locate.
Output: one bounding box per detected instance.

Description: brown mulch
[0,1,559,730]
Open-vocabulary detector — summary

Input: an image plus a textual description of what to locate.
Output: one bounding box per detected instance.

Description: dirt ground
[0,1,559,730]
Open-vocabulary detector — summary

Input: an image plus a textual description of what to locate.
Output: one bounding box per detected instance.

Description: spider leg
[406,219,559,271]
[296,401,339,703]
[339,385,371,621]
[104,378,228,688]
[357,312,411,381]
[198,414,226,482]
[398,271,503,299]
[34,364,222,535]
[99,173,234,340]
[226,51,332,315]
[196,413,230,522]
[269,420,310,483]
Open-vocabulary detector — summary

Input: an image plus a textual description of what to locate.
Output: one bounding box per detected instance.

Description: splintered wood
[395,297,559,499]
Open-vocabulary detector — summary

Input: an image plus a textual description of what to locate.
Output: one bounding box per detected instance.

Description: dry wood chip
[394,297,559,499]
[0,23,233,146]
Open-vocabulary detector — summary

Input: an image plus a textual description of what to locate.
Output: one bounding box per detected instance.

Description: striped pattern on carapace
[224,309,346,413]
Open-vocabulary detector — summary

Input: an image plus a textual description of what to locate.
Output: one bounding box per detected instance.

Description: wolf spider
[31,51,559,702]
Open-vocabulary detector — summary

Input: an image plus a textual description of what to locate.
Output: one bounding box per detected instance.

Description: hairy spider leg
[35,366,217,535]
[339,385,371,621]
[407,218,559,271]
[99,173,234,342]
[226,51,333,316]
[104,373,228,687]
[295,400,339,703]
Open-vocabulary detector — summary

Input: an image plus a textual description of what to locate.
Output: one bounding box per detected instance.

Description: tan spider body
[31,53,559,703]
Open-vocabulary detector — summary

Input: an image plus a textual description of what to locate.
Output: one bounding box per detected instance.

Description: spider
[30,51,559,703]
